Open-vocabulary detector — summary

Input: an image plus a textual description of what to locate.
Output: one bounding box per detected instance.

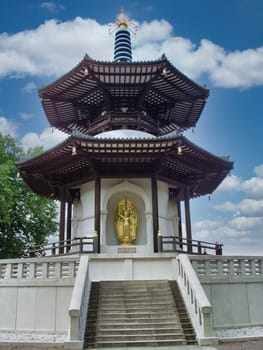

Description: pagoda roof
[39,55,209,136]
[17,133,232,202]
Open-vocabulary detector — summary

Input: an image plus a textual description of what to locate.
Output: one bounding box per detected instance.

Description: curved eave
[39,56,209,136]
[17,134,233,201]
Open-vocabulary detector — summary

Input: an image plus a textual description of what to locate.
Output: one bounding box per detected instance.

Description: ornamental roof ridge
[82,54,167,65]
[164,56,209,96]
[178,134,233,167]
[38,54,167,95]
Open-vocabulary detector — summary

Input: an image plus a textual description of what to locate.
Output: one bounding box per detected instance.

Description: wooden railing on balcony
[158,235,223,256]
[28,236,98,257]
[28,234,221,257]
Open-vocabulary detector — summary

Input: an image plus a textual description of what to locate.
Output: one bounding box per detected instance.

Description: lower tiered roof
[17,133,233,202]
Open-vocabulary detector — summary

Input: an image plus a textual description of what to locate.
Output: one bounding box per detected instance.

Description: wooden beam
[59,197,66,254]
[94,177,101,253]
[177,201,183,248]
[184,187,192,253]
[151,177,159,253]
[66,202,72,252]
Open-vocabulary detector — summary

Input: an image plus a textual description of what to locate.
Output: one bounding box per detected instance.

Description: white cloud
[216,174,242,193]
[0,116,17,137]
[210,47,263,88]
[22,81,37,94]
[242,176,263,198]
[21,127,67,150]
[254,164,263,178]
[134,19,173,45]
[0,17,262,88]
[229,215,263,231]
[40,2,65,13]
[19,112,34,120]
[0,17,112,77]
[193,164,263,254]
[215,198,263,217]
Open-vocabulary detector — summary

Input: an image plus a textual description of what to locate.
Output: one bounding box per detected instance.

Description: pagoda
[17,10,233,256]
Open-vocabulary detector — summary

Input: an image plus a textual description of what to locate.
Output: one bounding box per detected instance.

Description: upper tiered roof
[39,55,209,136]
[17,11,232,203]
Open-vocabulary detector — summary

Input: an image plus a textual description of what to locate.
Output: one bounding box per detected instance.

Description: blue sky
[0,0,263,255]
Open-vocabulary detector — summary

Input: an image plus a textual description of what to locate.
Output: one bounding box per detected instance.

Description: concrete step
[95,333,187,342]
[93,327,185,336]
[95,321,184,329]
[96,311,181,319]
[84,280,196,348]
[95,338,187,347]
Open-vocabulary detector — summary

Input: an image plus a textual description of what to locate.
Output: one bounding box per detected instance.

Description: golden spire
[117,6,129,29]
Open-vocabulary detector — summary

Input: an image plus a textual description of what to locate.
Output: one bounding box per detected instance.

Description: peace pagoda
[2,9,262,350]
[16,9,232,256]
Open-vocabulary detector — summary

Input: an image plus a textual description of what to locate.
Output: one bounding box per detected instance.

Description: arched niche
[101,180,151,246]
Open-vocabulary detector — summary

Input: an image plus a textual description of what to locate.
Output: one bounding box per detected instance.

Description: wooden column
[94,177,101,253]
[184,187,192,253]
[66,202,72,252]
[151,177,159,253]
[59,198,66,253]
[177,200,183,248]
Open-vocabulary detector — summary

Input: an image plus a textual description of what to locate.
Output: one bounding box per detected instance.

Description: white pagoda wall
[72,178,180,254]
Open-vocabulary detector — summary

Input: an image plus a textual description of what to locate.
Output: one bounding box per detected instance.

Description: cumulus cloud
[21,127,67,150]
[215,199,263,217]
[193,164,263,255]
[0,116,17,137]
[254,164,263,178]
[242,176,263,198]
[0,17,262,88]
[0,17,112,77]
[40,2,65,13]
[22,81,37,94]
[216,174,242,193]
[19,112,34,120]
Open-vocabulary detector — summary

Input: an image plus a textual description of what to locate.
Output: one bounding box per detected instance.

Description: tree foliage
[0,134,58,258]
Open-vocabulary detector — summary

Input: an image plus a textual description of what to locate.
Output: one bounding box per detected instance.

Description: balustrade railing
[158,235,223,256]
[176,254,215,344]
[190,256,263,278]
[68,255,91,343]
[28,236,98,257]
[0,257,79,280]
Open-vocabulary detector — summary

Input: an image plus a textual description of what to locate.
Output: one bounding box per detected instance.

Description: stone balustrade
[67,255,91,348]
[0,257,79,281]
[190,256,263,280]
[0,256,81,345]
[176,254,217,345]
[189,256,263,340]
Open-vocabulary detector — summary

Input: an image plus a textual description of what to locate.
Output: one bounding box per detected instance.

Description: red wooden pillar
[59,198,66,254]
[184,187,192,253]
[151,177,159,253]
[66,202,72,252]
[177,200,183,248]
[94,177,101,253]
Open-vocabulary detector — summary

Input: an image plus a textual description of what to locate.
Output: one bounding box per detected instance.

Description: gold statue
[114,198,138,245]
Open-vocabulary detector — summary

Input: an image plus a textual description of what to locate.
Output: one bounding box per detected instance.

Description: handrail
[158,235,223,255]
[176,254,217,345]
[68,255,90,343]
[28,236,98,257]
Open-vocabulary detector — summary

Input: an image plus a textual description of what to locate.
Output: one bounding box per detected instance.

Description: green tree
[0,134,58,258]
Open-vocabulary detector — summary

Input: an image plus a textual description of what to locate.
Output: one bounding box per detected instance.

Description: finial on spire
[117,6,129,29]
[109,8,137,63]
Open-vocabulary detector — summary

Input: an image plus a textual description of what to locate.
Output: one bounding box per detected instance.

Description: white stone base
[0,331,66,348]
[215,325,263,339]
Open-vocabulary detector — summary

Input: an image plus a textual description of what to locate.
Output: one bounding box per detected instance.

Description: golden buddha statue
[114,198,138,245]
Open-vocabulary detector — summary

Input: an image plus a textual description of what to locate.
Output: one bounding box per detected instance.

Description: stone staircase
[84,280,196,348]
